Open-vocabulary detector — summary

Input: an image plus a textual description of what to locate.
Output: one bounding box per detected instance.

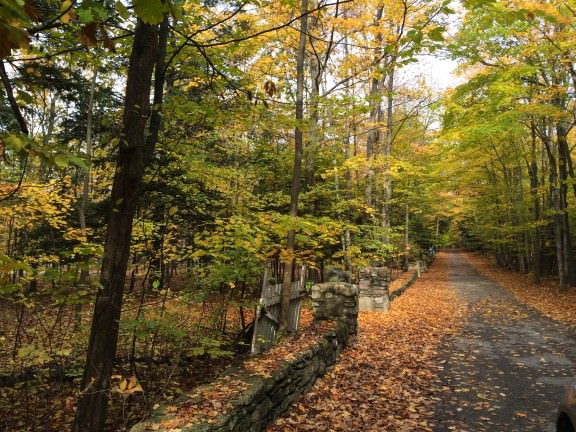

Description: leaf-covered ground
[7,250,573,431]
[0,291,262,432]
[388,269,417,295]
[463,252,576,328]
[267,252,467,431]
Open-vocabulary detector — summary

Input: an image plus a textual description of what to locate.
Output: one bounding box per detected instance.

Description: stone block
[374,296,390,312]
[359,296,373,311]
[357,266,391,314]
[324,268,351,282]
[358,280,371,290]
[311,282,358,336]
[376,267,390,278]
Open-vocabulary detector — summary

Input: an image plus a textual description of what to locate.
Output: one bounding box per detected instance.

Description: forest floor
[3,251,576,431]
[268,250,576,431]
[0,267,415,432]
[0,283,261,432]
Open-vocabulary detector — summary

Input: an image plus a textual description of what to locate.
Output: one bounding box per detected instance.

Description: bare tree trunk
[364,6,384,223]
[556,123,575,286]
[403,204,409,271]
[434,217,440,251]
[341,27,353,271]
[76,67,97,331]
[44,96,57,146]
[306,13,320,190]
[279,0,308,334]
[39,95,57,181]
[0,61,29,200]
[73,21,160,432]
[382,62,394,243]
[0,61,29,135]
[542,124,569,292]
[528,121,542,283]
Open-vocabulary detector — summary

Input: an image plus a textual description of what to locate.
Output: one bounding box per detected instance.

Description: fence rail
[251,264,306,355]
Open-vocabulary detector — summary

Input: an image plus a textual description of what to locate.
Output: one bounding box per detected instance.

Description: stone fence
[132,281,359,432]
[358,267,390,312]
[310,281,359,335]
[358,254,435,312]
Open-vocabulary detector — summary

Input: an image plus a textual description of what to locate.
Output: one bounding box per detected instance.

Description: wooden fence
[251,263,306,355]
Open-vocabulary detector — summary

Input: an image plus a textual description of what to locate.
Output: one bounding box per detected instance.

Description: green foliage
[188,337,234,359]
[192,215,271,289]
[133,0,170,24]
[0,1,497,428]
[0,133,87,170]
[0,0,32,58]
[120,316,186,341]
[17,344,52,367]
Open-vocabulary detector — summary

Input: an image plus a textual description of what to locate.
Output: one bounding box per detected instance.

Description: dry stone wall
[130,323,350,432]
[310,281,359,335]
[358,267,391,312]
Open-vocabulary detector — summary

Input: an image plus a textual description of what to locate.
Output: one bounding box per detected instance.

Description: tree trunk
[364,6,384,223]
[39,95,57,181]
[403,204,409,271]
[72,21,160,432]
[306,12,320,190]
[556,122,575,286]
[542,125,569,292]
[76,67,97,331]
[0,61,29,135]
[279,0,308,334]
[528,121,542,283]
[435,217,440,251]
[342,28,352,271]
[382,61,394,243]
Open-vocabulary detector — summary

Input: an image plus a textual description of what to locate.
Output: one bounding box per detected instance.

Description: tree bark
[403,204,409,271]
[528,121,542,283]
[306,11,320,190]
[76,67,97,331]
[382,61,394,243]
[364,6,384,223]
[279,0,308,334]
[0,61,29,135]
[542,124,570,292]
[556,122,575,287]
[73,21,159,432]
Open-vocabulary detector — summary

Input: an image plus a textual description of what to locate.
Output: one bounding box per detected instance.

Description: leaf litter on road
[463,252,576,328]
[268,252,467,431]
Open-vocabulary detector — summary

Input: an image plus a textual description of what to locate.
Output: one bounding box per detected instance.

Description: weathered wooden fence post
[251,263,306,355]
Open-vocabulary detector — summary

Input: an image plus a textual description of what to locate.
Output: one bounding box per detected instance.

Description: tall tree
[279,0,309,334]
[73,19,163,432]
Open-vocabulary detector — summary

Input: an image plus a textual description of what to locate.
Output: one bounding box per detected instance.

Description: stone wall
[131,323,352,432]
[310,281,359,335]
[358,267,391,312]
[389,271,418,301]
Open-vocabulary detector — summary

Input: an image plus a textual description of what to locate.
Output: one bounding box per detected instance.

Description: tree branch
[0,62,29,135]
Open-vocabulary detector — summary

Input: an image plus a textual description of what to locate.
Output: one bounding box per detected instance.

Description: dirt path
[432,251,576,431]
